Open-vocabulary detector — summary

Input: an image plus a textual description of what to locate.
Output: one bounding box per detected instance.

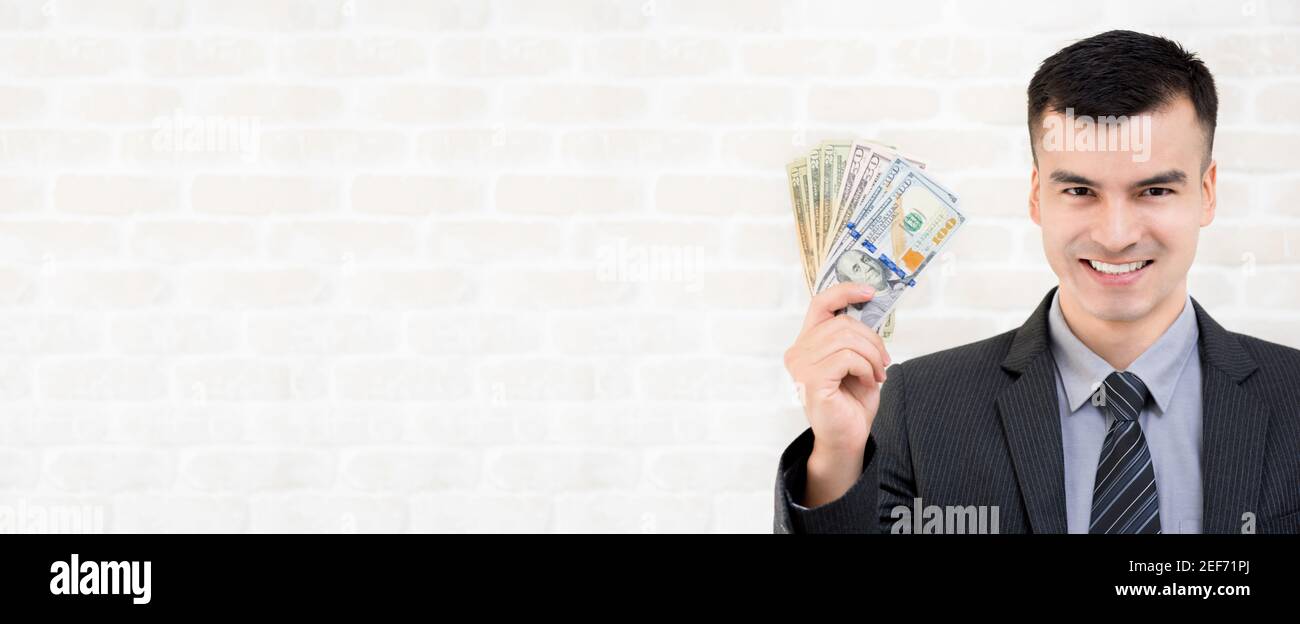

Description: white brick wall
[0,0,1297,533]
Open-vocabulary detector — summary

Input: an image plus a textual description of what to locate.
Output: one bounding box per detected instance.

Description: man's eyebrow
[1131,170,1188,188]
[1048,170,1096,186]
[1048,169,1189,188]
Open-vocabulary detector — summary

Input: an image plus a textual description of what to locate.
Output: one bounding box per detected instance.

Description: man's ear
[1029,165,1041,226]
[1200,159,1217,228]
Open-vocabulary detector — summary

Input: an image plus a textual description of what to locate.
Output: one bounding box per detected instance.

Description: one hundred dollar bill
[813,161,965,331]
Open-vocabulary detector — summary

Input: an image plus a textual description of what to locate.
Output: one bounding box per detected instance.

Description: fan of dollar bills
[787,140,968,339]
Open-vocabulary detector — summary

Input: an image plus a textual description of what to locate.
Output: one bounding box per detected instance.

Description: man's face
[1029,95,1217,324]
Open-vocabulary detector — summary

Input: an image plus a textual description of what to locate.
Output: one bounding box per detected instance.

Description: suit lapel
[996,351,1069,533]
[1192,299,1269,534]
[995,287,1068,533]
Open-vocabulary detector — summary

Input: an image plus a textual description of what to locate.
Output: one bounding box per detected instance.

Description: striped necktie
[1089,371,1161,534]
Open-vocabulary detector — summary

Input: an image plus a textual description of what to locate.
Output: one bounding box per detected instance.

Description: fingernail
[861,286,875,296]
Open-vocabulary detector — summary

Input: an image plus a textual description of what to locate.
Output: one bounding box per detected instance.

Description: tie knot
[1100,371,1149,421]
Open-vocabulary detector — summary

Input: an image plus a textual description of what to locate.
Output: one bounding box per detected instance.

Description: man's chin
[1071,285,1160,323]
[1055,275,1141,321]
[1082,302,1152,323]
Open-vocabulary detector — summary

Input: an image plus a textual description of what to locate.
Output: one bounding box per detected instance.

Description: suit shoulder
[893,326,1018,378]
[1234,332,1300,375]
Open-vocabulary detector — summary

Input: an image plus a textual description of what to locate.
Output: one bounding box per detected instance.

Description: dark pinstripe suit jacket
[774,287,1300,534]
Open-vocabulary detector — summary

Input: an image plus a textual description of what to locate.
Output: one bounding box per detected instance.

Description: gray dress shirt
[1047,290,1204,534]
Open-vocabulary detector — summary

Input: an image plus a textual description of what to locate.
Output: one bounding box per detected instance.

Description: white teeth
[1089,259,1149,275]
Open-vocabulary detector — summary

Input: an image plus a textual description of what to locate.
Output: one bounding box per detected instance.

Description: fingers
[855,318,891,367]
[807,330,887,384]
[786,286,893,391]
[788,318,886,385]
[817,350,875,386]
[803,314,891,368]
[801,282,877,334]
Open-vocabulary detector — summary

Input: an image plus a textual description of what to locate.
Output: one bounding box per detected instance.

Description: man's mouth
[1079,258,1153,282]
[1083,259,1152,274]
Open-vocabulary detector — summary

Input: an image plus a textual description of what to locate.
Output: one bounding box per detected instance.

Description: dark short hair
[1027,30,1218,168]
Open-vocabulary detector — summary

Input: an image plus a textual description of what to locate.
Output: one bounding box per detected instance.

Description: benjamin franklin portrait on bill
[833,248,906,331]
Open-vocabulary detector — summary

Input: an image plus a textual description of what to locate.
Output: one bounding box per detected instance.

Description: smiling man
[775,30,1300,534]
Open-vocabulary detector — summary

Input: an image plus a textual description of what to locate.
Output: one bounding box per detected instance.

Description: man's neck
[1057,282,1189,371]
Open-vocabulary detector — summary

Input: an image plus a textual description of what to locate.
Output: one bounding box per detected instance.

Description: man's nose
[1091,197,1143,254]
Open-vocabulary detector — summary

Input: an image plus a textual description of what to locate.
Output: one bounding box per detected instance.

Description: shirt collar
[1047,289,1199,414]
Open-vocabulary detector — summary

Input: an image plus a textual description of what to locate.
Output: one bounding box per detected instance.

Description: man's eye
[1064,187,1093,197]
[1141,187,1174,197]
